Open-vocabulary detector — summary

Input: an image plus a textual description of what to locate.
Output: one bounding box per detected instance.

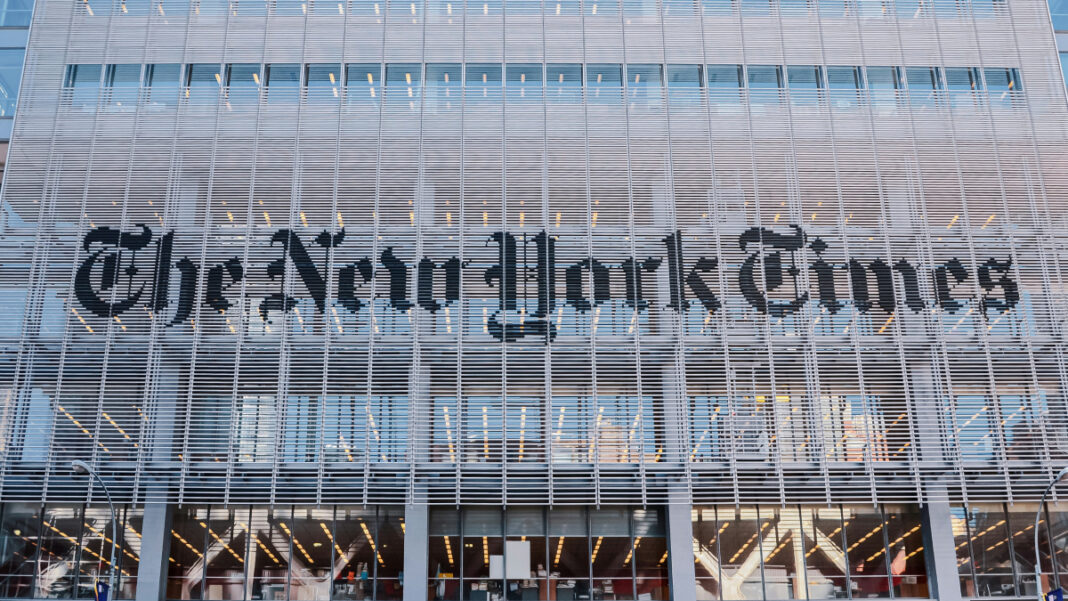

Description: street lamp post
[1035,466,1068,601]
[71,460,119,601]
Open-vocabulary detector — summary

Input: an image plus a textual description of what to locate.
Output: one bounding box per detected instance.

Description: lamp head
[1057,466,1068,483]
[71,460,91,476]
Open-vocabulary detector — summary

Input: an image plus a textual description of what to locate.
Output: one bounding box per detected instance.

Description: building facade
[0,0,1067,599]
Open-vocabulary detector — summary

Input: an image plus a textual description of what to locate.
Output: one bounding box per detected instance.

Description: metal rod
[72,460,119,601]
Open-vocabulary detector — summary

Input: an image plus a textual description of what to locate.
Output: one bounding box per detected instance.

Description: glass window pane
[882,505,928,598]
[865,66,901,89]
[225,63,261,103]
[962,504,1016,597]
[1052,0,1068,29]
[0,0,32,26]
[627,64,662,105]
[245,508,290,601]
[803,506,849,600]
[65,63,101,110]
[984,67,1022,92]
[386,63,422,106]
[0,503,40,598]
[787,65,822,89]
[844,506,891,599]
[285,507,333,601]
[39,505,82,598]
[506,63,542,102]
[429,535,460,600]
[333,507,377,601]
[667,64,702,104]
[905,66,942,90]
[945,67,982,91]
[345,63,381,105]
[203,506,248,600]
[465,63,502,102]
[747,65,783,88]
[306,63,341,102]
[464,509,503,536]
[144,63,180,107]
[167,506,208,599]
[425,63,460,110]
[506,508,545,536]
[185,63,221,103]
[266,63,300,102]
[761,506,803,600]
[104,63,141,109]
[546,63,581,103]
[587,63,622,104]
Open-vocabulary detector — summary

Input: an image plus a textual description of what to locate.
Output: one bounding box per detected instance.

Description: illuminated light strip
[590,536,603,563]
[360,521,384,565]
[42,521,131,577]
[658,550,668,565]
[765,533,793,562]
[442,407,456,462]
[83,521,139,562]
[728,522,769,563]
[71,307,94,333]
[866,525,921,562]
[956,519,1007,550]
[56,406,110,453]
[518,406,527,460]
[444,535,455,565]
[846,524,884,552]
[338,434,355,462]
[482,536,490,566]
[101,412,137,446]
[254,535,281,564]
[806,521,848,558]
[278,522,313,564]
[200,521,244,563]
[366,409,386,461]
[624,537,642,565]
[554,537,565,566]
[171,529,203,558]
[877,313,895,334]
[483,406,490,459]
[320,522,345,558]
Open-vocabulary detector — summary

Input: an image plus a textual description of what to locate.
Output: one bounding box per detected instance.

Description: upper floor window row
[61,62,1024,110]
[79,0,1005,20]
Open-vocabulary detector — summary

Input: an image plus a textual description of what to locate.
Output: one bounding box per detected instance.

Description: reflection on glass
[626,64,662,107]
[0,0,31,26]
[306,63,342,103]
[506,63,542,103]
[144,63,180,107]
[185,63,221,104]
[826,65,861,108]
[225,63,261,104]
[104,63,141,110]
[465,63,502,103]
[746,64,782,106]
[64,63,101,111]
[386,63,422,107]
[707,64,743,104]
[586,63,622,105]
[345,63,381,105]
[846,506,891,599]
[0,503,39,598]
[786,64,822,105]
[904,66,941,107]
[546,63,581,104]
[666,64,702,105]
[266,63,300,103]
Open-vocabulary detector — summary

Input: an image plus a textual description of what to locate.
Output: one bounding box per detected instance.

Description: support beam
[921,501,962,601]
[135,503,173,601]
[403,504,428,601]
[667,503,697,601]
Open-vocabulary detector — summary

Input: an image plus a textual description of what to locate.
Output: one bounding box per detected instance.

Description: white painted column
[135,503,173,601]
[666,503,697,601]
[403,504,429,601]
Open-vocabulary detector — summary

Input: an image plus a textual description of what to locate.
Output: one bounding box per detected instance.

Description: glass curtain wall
[954,502,1068,599]
[0,503,141,599]
[429,507,669,601]
[165,505,404,601]
[693,505,929,600]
